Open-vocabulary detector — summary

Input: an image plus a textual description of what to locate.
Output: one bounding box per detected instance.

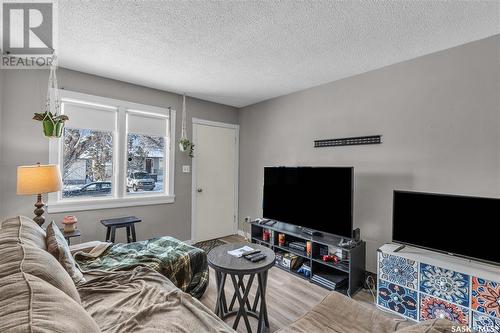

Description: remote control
[242,250,261,257]
[245,252,262,260]
[250,254,266,262]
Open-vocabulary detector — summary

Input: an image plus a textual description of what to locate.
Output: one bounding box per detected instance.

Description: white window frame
[48,90,176,213]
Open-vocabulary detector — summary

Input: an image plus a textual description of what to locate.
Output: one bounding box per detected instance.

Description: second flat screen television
[263,167,353,238]
[393,190,500,265]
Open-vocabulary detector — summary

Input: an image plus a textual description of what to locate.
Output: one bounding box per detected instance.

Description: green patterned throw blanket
[75,237,209,299]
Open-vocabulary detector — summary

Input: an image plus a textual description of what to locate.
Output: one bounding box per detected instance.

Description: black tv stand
[250,220,366,297]
[300,227,321,236]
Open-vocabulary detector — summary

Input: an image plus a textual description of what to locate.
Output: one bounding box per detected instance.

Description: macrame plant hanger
[179,94,194,157]
[33,55,68,138]
[46,56,61,115]
[181,94,187,141]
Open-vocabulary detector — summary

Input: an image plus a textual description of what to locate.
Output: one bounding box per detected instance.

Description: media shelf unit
[250,221,366,296]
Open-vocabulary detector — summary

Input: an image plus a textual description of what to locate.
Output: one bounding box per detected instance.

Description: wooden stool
[100,216,141,243]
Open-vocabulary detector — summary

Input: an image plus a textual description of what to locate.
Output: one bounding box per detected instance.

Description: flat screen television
[392,190,500,265]
[263,167,353,238]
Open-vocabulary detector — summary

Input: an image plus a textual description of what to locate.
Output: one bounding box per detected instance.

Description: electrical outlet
[182,165,190,173]
[244,216,251,223]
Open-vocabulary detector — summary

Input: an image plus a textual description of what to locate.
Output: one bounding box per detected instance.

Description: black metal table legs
[105,224,137,243]
[215,271,228,317]
[256,271,269,332]
[214,271,270,333]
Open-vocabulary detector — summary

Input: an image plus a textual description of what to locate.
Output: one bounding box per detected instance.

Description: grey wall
[238,35,500,273]
[0,68,238,243]
[0,69,4,219]
[1,36,498,271]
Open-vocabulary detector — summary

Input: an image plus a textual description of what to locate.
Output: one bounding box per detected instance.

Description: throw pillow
[46,221,86,285]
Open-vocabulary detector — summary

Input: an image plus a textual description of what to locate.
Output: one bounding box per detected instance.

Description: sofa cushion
[277,292,458,333]
[0,242,82,303]
[78,267,233,333]
[276,292,413,333]
[0,215,47,250]
[0,272,101,332]
[395,319,459,332]
[46,221,86,285]
[0,216,81,303]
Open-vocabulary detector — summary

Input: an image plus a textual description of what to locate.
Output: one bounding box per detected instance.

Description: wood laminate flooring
[199,235,381,333]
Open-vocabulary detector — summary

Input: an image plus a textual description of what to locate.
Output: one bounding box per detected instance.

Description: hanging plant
[33,111,69,138]
[179,94,194,157]
[33,55,68,138]
[179,137,195,158]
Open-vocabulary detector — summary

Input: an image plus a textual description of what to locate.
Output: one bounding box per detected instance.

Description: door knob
[197,188,203,193]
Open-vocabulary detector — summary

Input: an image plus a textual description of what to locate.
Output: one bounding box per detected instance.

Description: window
[48,91,175,213]
[126,110,168,195]
[62,128,114,198]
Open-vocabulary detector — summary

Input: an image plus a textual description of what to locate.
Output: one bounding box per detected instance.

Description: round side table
[208,243,275,333]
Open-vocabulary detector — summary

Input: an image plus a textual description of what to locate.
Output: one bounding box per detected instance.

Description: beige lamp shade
[17,164,63,195]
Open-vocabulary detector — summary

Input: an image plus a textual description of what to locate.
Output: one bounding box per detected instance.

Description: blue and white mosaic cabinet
[377,244,500,331]
[472,312,500,333]
[379,252,418,289]
[419,263,469,307]
[378,279,418,320]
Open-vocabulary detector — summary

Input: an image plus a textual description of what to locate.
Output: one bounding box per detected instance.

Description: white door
[192,119,238,242]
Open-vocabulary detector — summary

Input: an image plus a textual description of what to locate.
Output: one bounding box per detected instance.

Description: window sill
[47,195,175,213]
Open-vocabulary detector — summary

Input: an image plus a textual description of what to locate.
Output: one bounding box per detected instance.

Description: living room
[0,1,499,333]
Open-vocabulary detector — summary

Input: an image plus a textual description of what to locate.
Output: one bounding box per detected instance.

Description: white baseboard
[237,230,250,240]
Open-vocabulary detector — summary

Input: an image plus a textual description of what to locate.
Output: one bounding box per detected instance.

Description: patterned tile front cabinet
[472,311,500,332]
[472,277,500,318]
[378,246,500,329]
[378,279,418,320]
[419,263,469,306]
[420,294,469,324]
[379,252,418,290]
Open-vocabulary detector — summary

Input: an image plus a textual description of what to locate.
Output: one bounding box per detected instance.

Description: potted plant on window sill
[33,111,69,138]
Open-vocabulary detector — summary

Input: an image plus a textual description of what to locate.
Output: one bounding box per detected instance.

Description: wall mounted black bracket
[314,135,382,148]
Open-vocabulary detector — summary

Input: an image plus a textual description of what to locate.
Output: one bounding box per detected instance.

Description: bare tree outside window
[51,93,173,210]
[62,128,113,198]
[127,133,165,194]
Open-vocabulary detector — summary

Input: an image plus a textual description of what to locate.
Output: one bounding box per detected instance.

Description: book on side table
[227,245,254,257]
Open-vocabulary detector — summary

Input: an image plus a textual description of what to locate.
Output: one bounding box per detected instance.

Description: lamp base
[33,193,45,227]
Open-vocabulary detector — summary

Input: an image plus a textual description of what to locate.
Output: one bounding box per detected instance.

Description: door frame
[191,118,239,242]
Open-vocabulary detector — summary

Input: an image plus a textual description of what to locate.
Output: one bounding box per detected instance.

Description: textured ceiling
[58,1,500,107]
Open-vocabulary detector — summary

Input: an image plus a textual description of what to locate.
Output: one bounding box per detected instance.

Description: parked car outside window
[63,181,112,198]
[127,171,156,192]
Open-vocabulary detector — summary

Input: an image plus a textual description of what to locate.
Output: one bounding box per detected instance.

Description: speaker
[353,228,360,242]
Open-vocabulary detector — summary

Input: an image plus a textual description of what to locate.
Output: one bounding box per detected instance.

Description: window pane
[62,128,113,199]
[127,133,165,195]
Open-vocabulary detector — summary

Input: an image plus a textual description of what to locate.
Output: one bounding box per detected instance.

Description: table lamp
[17,163,62,226]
